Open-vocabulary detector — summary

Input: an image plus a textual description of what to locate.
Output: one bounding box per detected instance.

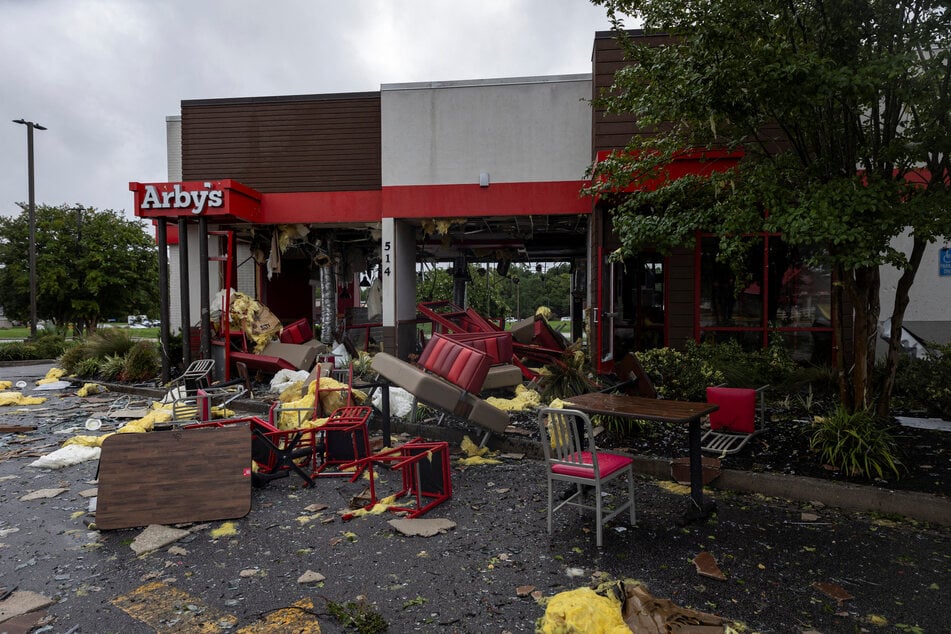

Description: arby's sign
[129,180,261,220]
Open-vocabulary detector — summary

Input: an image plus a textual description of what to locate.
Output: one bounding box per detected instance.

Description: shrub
[890,342,951,418]
[86,328,135,359]
[636,345,725,401]
[59,341,91,375]
[99,354,126,381]
[29,333,67,359]
[539,347,597,401]
[810,406,902,480]
[120,341,160,382]
[0,341,35,361]
[692,339,797,388]
[75,357,102,378]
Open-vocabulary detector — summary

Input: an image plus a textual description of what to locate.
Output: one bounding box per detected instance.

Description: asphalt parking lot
[1,364,949,633]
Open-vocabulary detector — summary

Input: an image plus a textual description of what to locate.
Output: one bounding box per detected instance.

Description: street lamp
[13,119,46,339]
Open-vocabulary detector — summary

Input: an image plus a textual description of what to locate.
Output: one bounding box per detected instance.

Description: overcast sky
[1,0,615,222]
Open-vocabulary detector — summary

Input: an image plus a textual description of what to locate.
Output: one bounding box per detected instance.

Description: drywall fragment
[387,518,456,537]
[130,525,191,556]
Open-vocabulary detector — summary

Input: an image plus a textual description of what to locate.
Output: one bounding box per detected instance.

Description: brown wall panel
[666,248,696,349]
[181,93,381,193]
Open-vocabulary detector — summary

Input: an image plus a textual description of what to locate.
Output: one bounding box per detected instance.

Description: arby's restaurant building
[131,31,841,379]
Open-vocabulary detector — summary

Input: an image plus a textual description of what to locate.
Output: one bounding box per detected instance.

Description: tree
[0,204,160,334]
[589,0,950,416]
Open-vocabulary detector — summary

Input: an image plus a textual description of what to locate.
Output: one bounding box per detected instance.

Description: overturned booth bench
[370,334,510,445]
[439,331,523,392]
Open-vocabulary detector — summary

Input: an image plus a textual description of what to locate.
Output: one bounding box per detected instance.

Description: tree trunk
[831,262,851,411]
[876,236,927,419]
[846,272,869,412]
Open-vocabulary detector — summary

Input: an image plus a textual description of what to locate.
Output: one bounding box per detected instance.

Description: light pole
[13,119,46,339]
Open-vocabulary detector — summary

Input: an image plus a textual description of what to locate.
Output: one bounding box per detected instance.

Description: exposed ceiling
[226,213,590,267]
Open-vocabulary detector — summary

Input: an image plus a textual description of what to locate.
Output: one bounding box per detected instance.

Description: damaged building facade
[131,31,948,381]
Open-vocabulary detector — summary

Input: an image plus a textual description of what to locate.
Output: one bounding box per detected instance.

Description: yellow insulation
[457,435,500,466]
[537,586,630,634]
[36,367,66,385]
[275,377,365,430]
[485,384,542,412]
[0,392,47,406]
[77,383,107,397]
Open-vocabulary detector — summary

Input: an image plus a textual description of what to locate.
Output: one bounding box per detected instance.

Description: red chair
[313,405,372,477]
[537,407,636,548]
[341,437,452,519]
[701,386,768,455]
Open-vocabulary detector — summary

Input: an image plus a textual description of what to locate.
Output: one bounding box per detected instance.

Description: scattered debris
[130,525,191,556]
[0,392,47,407]
[0,425,36,433]
[693,551,727,581]
[239,568,265,578]
[325,596,388,634]
[801,512,820,522]
[485,384,542,411]
[209,522,238,539]
[76,383,107,397]
[28,445,101,469]
[36,368,66,385]
[516,585,536,597]
[457,435,500,465]
[297,570,326,584]
[167,546,188,556]
[0,589,55,626]
[813,581,854,604]
[387,518,456,537]
[538,580,729,634]
[19,488,69,501]
[33,381,72,391]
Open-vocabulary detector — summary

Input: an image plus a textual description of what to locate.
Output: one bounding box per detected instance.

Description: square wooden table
[564,392,719,524]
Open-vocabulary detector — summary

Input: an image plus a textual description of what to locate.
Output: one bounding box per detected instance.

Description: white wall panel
[382,75,591,186]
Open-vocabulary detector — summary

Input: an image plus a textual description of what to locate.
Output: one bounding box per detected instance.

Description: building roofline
[381,73,591,92]
[182,91,380,108]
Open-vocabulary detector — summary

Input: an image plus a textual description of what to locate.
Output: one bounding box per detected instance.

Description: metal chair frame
[537,407,636,548]
[701,385,768,456]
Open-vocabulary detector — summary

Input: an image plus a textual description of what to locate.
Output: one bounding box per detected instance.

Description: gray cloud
[1,0,610,219]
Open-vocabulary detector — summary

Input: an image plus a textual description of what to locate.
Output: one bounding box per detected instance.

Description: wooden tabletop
[564,392,718,424]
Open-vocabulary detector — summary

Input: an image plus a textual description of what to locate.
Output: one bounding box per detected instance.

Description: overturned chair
[701,385,768,455]
[370,334,510,445]
[342,437,452,519]
[185,415,321,487]
[163,359,247,424]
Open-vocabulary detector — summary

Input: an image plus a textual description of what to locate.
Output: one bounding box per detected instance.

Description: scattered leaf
[813,582,854,603]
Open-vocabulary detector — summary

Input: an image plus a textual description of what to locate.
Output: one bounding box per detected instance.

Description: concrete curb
[388,419,951,527]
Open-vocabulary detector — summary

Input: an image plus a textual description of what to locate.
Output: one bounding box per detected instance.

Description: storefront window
[699,236,832,363]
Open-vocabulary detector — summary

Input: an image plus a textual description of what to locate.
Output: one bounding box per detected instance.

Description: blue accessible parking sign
[941,247,951,277]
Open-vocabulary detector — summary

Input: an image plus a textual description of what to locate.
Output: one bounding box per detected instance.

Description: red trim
[133,180,591,225]
[593,149,742,194]
[261,190,383,223]
[383,181,593,218]
[151,220,180,246]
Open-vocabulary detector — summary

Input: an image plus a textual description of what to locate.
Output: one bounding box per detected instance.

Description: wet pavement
[1,364,950,633]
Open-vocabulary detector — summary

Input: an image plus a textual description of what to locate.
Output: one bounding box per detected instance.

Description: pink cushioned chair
[537,407,636,548]
[701,386,768,455]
